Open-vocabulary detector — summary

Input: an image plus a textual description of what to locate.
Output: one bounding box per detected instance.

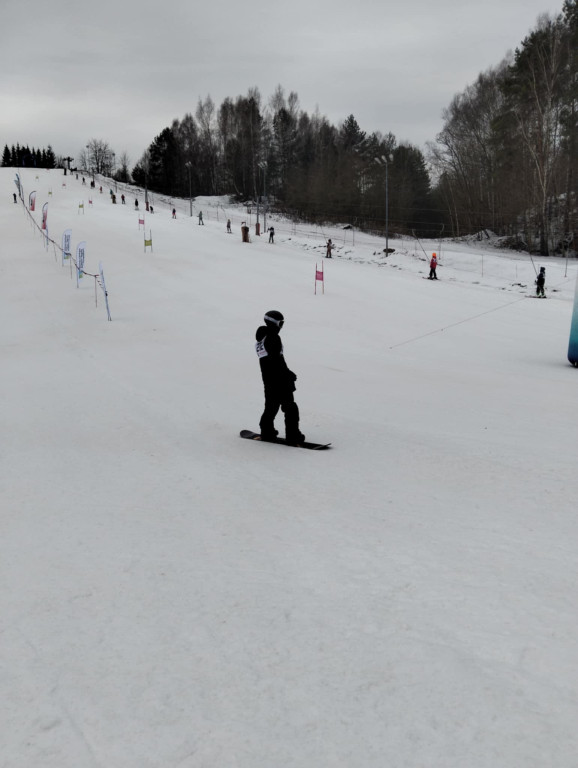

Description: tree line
[127,1,576,252]
[2,143,56,169]
[429,0,577,254]
[5,1,575,253]
[130,88,440,237]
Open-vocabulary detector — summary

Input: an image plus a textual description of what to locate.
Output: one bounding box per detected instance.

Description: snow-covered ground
[2,167,578,768]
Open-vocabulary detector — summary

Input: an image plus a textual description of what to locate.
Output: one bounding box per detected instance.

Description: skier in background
[326,239,334,258]
[268,226,275,243]
[255,310,305,445]
[429,252,438,279]
[227,219,232,233]
[198,211,204,225]
[536,266,546,297]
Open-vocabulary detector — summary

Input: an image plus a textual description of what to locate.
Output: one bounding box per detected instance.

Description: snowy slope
[2,168,578,768]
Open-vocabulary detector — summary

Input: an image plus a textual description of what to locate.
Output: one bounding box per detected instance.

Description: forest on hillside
[2,144,56,170]
[123,0,576,253]
[6,2,576,254]
[430,0,577,255]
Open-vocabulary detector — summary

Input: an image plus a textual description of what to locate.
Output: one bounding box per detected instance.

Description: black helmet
[264,310,284,328]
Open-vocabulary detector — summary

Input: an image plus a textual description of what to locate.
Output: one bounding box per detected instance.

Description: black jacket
[255,325,297,392]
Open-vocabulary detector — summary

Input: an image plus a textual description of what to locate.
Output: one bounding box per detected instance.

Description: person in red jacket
[429,252,438,279]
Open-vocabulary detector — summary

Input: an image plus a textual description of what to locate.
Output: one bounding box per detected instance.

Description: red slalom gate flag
[29,191,36,211]
[315,262,324,294]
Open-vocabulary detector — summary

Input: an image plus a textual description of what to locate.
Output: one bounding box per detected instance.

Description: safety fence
[14,172,111,320]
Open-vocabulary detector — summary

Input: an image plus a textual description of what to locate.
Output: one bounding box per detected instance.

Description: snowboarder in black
[255,310,305,444]
[536,266,546,297]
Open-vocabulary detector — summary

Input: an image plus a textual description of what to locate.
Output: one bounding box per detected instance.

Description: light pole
[258,161,268,234]
[185,161,192,216]
[375,155,390,254]
[85,144,93,180]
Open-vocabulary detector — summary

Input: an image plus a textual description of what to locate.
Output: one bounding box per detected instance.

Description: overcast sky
[0,0,565,169]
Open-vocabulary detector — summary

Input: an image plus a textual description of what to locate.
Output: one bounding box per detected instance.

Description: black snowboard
[240,430,331,450]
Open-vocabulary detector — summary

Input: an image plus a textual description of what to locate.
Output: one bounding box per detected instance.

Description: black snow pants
[259,388,300,440]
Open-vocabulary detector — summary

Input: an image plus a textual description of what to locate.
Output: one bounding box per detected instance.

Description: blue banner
[568,272,578,366]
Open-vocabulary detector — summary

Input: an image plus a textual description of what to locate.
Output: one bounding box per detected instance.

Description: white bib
[255,337,283,359]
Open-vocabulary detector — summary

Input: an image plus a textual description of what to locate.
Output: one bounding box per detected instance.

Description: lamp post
[258,161,268,234]
[85,144,93,180]
[375,155,390,255]
[185,161,192,217]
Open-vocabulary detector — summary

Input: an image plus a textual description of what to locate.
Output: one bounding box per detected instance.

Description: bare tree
[85,138,115,176]
[501,14,568,253]
[116,151,131,182]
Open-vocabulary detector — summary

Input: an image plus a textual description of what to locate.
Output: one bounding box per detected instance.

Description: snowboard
[240,430,331,450]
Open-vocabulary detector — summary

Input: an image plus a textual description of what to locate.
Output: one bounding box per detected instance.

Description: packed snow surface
[2,168,578,767]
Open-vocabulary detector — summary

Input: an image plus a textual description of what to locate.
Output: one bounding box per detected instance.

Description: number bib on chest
[255,337,283,359]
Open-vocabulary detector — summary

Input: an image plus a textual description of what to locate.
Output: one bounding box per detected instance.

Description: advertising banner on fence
[568,272,578,366]
[42,202,48,230]
[29,191,36,211]
[62,229,72,264]
[76,241,86,287]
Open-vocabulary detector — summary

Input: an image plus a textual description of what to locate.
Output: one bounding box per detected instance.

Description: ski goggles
[264,314,284,328]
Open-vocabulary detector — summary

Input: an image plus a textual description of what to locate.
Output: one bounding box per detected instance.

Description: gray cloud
[0,0,564,166]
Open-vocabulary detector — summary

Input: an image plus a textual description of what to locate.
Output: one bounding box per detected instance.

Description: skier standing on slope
[255,310,305,444]
[536,266,546,297]
[429,252,438,279]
